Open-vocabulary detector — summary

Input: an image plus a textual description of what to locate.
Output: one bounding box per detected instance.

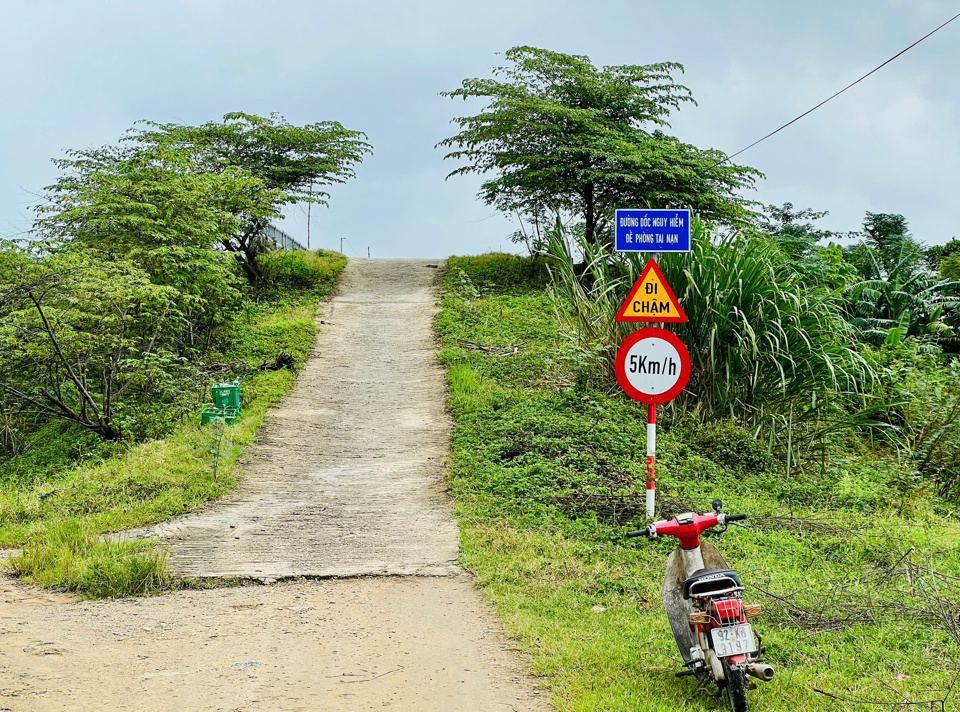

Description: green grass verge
[438,254,960,711]
[1,250,346,598]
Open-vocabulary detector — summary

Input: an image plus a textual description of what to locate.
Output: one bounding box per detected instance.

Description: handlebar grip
[726,514,748,522]
[626,529,650,538]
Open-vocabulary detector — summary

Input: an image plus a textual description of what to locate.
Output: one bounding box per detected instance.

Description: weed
[10,519,171,598]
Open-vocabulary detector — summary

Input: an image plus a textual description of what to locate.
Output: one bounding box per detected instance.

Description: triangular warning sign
[615,259,688,323]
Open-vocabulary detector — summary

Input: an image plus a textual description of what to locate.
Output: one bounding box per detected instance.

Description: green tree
[926,238,960,276]
[0,246,187,440]
[755,202,857,290]
[849,212,921,276]
[756,202,836,260]
[439,46,761,245]
[940,251,960,281]
[36,146,250,349]
[129,113,371,282]
[840,213,959,345]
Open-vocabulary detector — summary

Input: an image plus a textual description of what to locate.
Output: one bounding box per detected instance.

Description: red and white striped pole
[646,403,656,518]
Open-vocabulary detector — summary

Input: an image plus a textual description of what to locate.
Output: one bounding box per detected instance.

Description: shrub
[866,341,960,497]
[259,249,346,293]
[687,420,773,475]
[447,253,549,295]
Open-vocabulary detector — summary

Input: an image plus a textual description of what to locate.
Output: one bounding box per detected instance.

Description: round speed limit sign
[615,327,691,404]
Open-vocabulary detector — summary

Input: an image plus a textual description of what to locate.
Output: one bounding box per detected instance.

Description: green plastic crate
[212,381,241,410]
[201,407,226,426]
[201,406,241,426]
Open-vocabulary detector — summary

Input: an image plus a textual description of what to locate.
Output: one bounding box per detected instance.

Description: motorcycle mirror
[712,499,723,513]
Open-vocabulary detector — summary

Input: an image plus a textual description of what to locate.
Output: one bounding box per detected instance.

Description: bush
[865,340,960,497]
[686,420,773,475]
[447,253,549,295]
[0,246,197,441]
[259,249,346,293]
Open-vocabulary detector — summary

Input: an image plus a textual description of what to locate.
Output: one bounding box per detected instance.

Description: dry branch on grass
[751,513,867,538]
[812,679,958,710]
[457,340,523,356]
[753,552,960,640]
[200,353,297,375]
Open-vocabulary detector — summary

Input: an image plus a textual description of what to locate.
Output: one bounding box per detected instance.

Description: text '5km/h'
[628,354,679,377]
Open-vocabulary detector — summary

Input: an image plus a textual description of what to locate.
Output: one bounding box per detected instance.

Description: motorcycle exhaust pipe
[745,663,775,682]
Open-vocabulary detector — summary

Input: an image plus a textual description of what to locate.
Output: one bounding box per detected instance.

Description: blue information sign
[615,209,691,252]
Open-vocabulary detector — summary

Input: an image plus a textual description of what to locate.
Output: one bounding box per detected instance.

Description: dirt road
[128,258,460,579]
[0,260,551,712]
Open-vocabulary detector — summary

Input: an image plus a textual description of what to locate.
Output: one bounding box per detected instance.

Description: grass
[1,250,346,598]
[438,254,960,711]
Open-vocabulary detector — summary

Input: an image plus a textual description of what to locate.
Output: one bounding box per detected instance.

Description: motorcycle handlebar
[627,513,747,541]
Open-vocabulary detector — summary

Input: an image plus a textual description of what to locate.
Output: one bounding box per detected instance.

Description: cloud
[1,0,957,252]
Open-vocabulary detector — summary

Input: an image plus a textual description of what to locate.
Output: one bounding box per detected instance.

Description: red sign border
[615,327,691,404]
[614,258,688,323]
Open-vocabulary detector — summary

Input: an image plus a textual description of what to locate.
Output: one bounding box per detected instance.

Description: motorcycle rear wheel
[722,660,748,712]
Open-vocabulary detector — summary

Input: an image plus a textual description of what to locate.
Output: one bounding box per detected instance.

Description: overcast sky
[1,0,957,257]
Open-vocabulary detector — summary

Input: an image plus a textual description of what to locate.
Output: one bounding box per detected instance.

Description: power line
[717,9,960,166]
[337,237,363,257]
[343,238,362,257]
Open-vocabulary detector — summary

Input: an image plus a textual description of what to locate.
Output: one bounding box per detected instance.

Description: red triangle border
[614,259,688,323]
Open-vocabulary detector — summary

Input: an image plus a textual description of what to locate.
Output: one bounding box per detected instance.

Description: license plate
[711,623,757,657]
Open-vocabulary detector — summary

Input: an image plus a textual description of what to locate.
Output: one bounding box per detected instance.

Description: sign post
[615,208,692,518]
[614,327,691,517]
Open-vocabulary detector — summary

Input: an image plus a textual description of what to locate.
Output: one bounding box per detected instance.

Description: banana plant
[845,245,960,345]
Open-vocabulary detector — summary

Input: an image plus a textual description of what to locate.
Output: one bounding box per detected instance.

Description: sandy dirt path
[0,575,549,711]
[0,260,551,711]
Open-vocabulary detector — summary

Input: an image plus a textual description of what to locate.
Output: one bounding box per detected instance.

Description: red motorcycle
[628,500,774,711]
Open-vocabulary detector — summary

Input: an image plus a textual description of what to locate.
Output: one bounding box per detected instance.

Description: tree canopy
[36,146,248,348]
[40,113,371,283]
[439,46,762,245]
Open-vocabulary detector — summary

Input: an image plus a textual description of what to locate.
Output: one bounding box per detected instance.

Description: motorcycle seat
[682,568,742,600]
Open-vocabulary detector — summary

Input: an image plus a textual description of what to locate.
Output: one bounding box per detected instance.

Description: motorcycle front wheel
[721,660,748,712]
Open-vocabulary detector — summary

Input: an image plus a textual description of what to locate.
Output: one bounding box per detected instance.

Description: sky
[0,0,958,258]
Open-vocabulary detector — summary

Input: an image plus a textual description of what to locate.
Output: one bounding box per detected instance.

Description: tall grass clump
[10,519,171,598]
[548,219,876,448]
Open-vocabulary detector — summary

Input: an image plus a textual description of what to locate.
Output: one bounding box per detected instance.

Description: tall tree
[755,202,855,290]
[57,113,372,283]
[439,46,761,245]
[925,237,960,274]
[860,212,920,274]
[756,202,836,260]
[36,146,250,349]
